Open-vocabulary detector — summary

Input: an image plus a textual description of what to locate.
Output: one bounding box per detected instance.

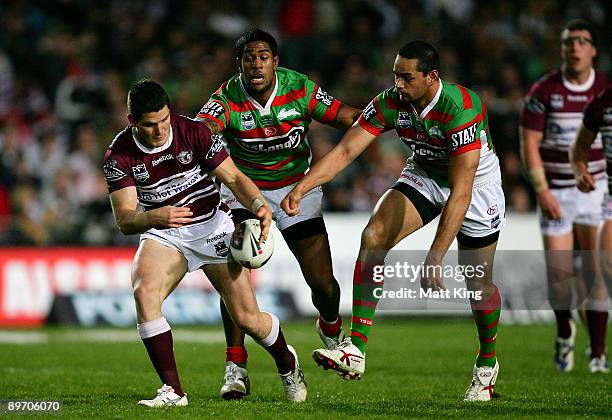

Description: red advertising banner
[0,248,215,327]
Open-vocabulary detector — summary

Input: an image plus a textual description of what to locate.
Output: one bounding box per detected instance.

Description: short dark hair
[235,29,278,60]
[127,79,170,121]
[562,19,596,45]
[398,41,440,75]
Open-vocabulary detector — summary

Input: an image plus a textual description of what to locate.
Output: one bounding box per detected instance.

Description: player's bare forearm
[428,150,478,260]
[293,125,375,195]
[519,126,544,170]
[110,188,193,234]
[570,124,596,176]
[330,104,362,130]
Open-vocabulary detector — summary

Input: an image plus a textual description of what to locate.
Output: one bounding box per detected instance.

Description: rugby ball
[229,219,274,269]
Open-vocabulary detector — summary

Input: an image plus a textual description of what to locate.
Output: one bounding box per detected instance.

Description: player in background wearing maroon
[196,29,361,399]
[520,19,609,372]
[104,80,307,406]
[570,84,612,373]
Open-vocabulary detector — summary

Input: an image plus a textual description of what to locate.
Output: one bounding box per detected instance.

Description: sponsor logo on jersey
[525,96,545,114]
[103,159,126,182]
[132,163,149,182]
[363,100,377,121]
[399,172,424,188]
[401,138,448,160]
[178,150,194,164]
[315,87,334,106]
[603,108,612,124]
[550,94,564,109]
[206,232,227,243]
[567,94,588,102]
[547,122,577,136]
[152,153,173,166]
[214,240,230,257]
[397,111,412,128]
[277,107,300,121]
[263,127,277,136]
[237,126,304,153]
[450,122,478,149]
[200,100,225,118]
[241,112,256,130]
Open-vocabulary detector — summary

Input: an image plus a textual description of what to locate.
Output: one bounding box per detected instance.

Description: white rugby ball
[230,219,274,269]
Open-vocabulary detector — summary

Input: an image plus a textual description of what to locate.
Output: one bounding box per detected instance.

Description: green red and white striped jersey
[358,80,499,187]
[196,67,342,189]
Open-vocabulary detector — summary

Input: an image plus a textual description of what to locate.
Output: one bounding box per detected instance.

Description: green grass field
[0,318,610,419]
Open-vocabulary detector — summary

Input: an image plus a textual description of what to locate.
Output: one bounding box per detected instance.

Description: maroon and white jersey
[521,69,608,188]
[583,85,612,193]
[103,114,229,226]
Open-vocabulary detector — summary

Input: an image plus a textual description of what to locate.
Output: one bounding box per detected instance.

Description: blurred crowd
[0,0,610,246]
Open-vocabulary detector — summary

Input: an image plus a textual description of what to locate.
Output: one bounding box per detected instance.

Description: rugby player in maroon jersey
[520,19,609,373]
[104,80,307,406]
[570,85,612,373]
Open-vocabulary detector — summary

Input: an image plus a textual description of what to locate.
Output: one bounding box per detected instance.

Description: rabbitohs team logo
[241,112,255,130]
[177,150,193,164]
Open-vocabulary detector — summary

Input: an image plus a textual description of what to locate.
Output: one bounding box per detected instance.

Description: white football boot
[463,360,499,401]
[279,345,307,402]
[312,338,365,380]
[588,354,610,374]
[316,318,346,350]
[138,384,188,407]
[554,320,576,372]
[220,361,250,399]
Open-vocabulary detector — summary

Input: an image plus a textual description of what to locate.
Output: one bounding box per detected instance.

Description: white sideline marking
[0,330,225,344]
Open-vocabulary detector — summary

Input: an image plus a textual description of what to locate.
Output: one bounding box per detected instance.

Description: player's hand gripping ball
[230,219,274,269]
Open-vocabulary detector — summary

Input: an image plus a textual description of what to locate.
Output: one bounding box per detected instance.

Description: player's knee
[231,310,259,335]
[361,223,388,250]
[310,277,339,299]
[132,279,161,310]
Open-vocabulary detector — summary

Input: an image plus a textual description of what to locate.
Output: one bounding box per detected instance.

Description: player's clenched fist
[148,205,193,229]
[281,190,303,216]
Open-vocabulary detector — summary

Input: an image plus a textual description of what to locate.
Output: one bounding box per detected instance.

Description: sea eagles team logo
[397,111,412,128]
[550,94,564,110]
[103,159,126,182]
[603,107,612,124]
[214,240,230,257]
[241,112,255,130]
[177,150,193,164]
[132,163,149,182]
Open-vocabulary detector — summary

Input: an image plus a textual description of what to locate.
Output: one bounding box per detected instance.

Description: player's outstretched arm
[330,104,362,130]
[109,187,193,235]
[423,149,479,290]
[520,126,561,220]
[281,124,376,216]
[212,157,272,242]
[570,123,597,192]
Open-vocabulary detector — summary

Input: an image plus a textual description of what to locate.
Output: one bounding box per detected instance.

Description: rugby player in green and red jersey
[282,41,505,401]
[196,29,361,399]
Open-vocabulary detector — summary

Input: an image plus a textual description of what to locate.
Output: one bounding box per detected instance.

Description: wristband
[250,198,265,213]
[528,167,549,193]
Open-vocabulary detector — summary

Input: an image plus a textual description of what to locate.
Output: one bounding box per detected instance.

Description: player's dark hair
[235,29,278,60]
[398,41,440,75]
[562,19,597,46]
[127,79,170,121]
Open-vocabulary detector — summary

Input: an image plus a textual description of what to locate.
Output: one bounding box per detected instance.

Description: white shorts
[140,208,234,272]
[604,193,612,221]
[395,163,506,239]
[220,183,323,231]
[539,178,605,236]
